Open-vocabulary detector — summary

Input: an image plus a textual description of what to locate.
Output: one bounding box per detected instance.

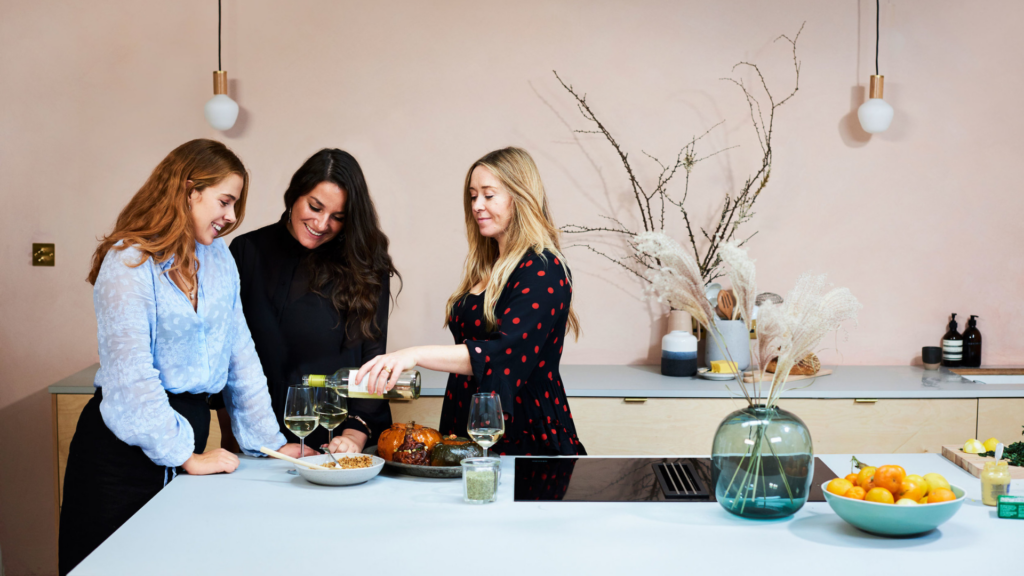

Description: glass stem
[328,429,333,443]
[300,437,305,457]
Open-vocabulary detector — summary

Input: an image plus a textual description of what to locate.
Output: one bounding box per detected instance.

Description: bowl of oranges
[822,464,965,536]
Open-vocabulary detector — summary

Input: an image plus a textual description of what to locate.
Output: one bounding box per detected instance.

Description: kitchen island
[50,364,1024,513]
[69,452,1024,575]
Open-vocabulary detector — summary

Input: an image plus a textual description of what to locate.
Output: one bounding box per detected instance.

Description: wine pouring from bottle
[303,368,422,400]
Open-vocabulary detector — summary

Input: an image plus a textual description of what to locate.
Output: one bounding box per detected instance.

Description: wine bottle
[941,313,963,368]
[302,368,421,400]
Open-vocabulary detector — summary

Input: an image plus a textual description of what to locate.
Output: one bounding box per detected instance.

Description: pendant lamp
[204,0,239,130]
[858,0,893,134]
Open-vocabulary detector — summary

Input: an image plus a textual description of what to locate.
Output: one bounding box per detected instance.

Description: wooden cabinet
[50,393,1016,508]
[390,398,443,429]
[388,396,981,455]
[52,395,221,509]
[977,398,1024,444]
[776,398,977,454]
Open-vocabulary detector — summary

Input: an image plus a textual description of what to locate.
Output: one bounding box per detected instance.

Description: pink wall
[2,1,1022,573]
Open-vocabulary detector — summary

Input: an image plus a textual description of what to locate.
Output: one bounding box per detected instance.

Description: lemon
[906,474,930,496]
[923,473,950,492]
[963,439,986,454]
[983,437,1000,452]
[896,498,919,506]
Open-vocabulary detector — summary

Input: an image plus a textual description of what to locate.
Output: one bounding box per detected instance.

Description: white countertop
[70,452,1024,576]
[50,363,1024,399]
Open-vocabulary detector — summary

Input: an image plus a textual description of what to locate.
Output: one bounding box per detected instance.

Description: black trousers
[58,387,209,576]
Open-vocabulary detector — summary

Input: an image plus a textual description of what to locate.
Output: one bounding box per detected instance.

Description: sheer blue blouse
[93,239,286,467]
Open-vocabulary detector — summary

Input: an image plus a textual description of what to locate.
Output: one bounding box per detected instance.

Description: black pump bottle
[941,313,963,368]
[962,315,982,368]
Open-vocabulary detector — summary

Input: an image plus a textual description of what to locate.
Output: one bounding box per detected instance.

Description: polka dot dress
[440,250,587,456]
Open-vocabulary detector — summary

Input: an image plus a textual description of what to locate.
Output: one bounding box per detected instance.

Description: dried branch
[556,24,804,287]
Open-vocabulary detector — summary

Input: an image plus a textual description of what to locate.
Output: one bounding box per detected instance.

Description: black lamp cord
[218,0,222,71]
[876,0,884,75]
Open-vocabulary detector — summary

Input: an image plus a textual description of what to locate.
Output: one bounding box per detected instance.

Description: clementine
[928,488,956,503]
[844,486,866,500]
[873,465,906,494]
[827,478,854,496]
[865,487,895,504]
[845,473,859,485]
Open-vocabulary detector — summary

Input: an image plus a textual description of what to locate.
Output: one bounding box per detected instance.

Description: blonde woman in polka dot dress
[330,147,585,456]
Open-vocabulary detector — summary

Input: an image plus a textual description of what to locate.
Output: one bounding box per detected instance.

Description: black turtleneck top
[219,221,392,448]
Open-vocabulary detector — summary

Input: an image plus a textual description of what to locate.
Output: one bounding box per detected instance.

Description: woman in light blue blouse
[59,139,309,575]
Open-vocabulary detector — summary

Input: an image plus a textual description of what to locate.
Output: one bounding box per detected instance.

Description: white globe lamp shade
[858,75,893,134]
[205,94,239,130]
[205,71,239,131]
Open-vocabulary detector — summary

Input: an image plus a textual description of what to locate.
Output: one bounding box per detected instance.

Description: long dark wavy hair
[281,149,400,341]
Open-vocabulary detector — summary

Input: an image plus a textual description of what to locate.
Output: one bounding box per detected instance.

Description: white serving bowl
[295,453,385,486]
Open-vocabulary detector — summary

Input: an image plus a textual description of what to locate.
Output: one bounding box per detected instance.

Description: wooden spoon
[260,446,329,470]
[716,289,736,320]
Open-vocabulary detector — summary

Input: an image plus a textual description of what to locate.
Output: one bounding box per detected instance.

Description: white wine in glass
[468,392,505,457]
[314,386,348,442]
[284,416,318,437]
[284,386,317,468]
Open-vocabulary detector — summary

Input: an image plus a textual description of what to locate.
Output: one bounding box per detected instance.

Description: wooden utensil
[260,446,329,470]
[716,289,736,320]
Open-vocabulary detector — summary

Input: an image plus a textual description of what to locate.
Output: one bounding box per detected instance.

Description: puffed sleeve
[220,244,288,455]
[345,272,393,442]
[95,246,197,467]
[463,251,570,412]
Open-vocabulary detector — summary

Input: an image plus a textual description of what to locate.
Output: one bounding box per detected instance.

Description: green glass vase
[711,405,813,519]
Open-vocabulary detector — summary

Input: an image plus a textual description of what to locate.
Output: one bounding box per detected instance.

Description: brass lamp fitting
[213,70,228,95]
[869,75,885,99]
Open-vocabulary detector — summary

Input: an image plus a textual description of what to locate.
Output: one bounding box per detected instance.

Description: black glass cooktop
[513,457,835,503]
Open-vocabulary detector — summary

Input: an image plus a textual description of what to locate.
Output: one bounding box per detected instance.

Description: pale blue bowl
[821,481,966,536]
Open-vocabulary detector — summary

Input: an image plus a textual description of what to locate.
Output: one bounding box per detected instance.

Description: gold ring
[381,366,392,374]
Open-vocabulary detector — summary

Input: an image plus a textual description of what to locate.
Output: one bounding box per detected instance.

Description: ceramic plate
[698,370,740,381]
[363,445,463,479]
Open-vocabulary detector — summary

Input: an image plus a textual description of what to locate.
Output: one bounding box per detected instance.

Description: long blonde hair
[445,147,580,339]
[87,139,249,292]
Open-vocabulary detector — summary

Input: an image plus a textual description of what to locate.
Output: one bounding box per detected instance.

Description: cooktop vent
[653,460,709,499]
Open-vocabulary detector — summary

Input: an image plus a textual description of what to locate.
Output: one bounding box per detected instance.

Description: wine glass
[314,386,348,444]
[467,392,504,457]
[284,386,318,471]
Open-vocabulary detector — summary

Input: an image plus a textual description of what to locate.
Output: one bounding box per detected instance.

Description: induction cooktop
[513,456,835,503]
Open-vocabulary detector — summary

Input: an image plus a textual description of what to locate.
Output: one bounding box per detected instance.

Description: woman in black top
[217,149,399,453]
[334,147,584,456]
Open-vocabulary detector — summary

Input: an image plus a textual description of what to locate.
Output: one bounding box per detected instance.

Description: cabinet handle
[623,398,648,404]
[855,398,878,403]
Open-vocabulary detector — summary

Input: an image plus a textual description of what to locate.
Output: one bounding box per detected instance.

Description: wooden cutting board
[940,445,1024,479]
[951,368,1024,375]
[742,369,832,384]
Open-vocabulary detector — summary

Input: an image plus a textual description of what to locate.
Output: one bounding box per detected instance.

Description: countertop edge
[49,364,1024,399]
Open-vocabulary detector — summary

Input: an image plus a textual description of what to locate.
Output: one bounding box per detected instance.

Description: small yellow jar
[981,460,1011,506]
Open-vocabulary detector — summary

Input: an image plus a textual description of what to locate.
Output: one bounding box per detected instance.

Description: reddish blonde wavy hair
[87,139,249,293]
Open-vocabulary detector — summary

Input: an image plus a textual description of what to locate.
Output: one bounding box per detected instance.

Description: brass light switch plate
[33,243,55,266]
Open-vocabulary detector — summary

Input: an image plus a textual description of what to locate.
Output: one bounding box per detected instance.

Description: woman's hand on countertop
[275,443,318,459]
[182,448,240,475]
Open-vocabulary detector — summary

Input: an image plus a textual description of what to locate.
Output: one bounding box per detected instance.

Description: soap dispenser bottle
[962,315,982,368]
[941,313,963,368]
